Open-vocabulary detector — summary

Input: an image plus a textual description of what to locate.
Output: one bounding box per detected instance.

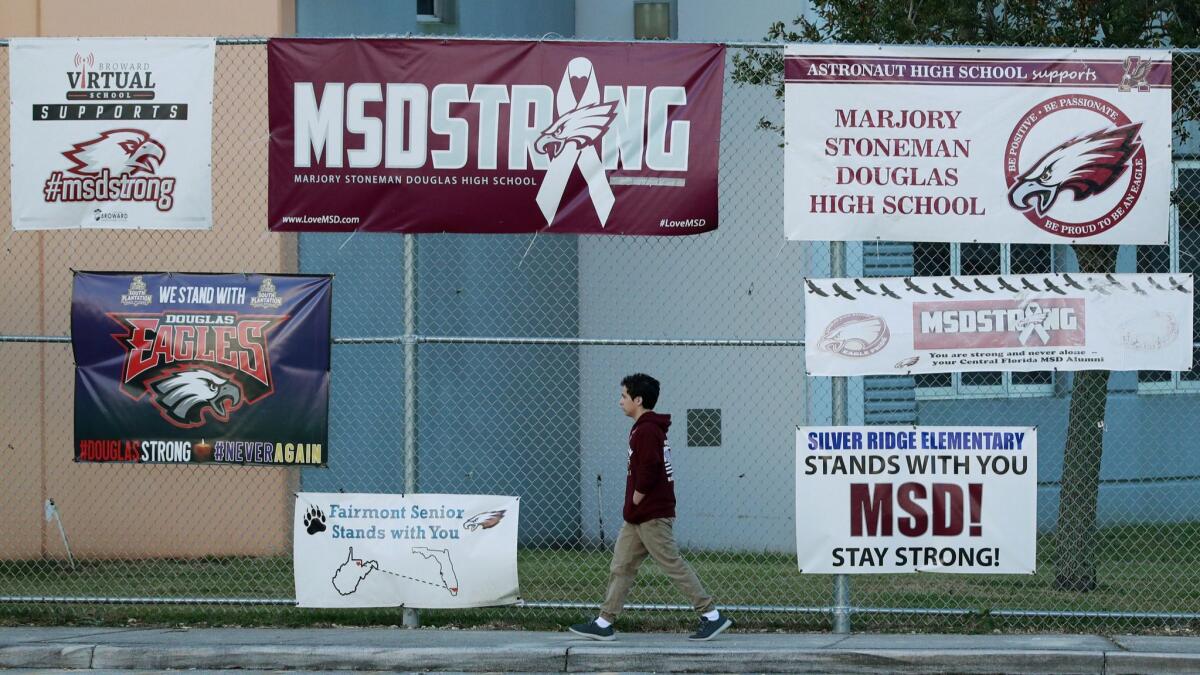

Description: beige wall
[1,2,299,561]
[0,0,40,37]
[5,0,294,37]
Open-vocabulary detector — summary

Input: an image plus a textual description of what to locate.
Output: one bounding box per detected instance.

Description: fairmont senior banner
[10,38,215,230]
[805,274,1192,376]
[294,493,520,608]
[268,38,724,234]
[72,272,331,465]
[796,426,1037,574]
[785,45,1172,244]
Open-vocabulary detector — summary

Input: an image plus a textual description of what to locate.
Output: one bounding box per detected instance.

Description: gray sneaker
[568,620,616,641]
[688,615,733,641]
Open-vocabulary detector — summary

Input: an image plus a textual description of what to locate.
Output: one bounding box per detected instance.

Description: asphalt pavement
[2,626,1200,672]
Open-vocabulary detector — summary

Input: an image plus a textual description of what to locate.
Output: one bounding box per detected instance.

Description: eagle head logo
[149,369,243,426]
[1008,123,1142,217]
[462,509,507,531]
[533,101,617,160]
[63,128,166,177]
[819,314,890,357]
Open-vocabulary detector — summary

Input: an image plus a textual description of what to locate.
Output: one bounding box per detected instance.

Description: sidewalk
[2,626,1200,673]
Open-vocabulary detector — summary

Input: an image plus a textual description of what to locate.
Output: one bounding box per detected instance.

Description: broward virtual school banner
[72,272,332,465]
[796,426,1037,574]
[268,38,724,235]
[9,38,215,230]
[294,492,520,608]
[805,273,1193,377]
[784,45,1172,244]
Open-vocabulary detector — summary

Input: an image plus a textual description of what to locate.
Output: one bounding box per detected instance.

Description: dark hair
[621,373,660,409]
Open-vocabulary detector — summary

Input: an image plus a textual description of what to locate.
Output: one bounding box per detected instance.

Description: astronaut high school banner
[294,493,520,608]
[785,45,1172,244]
[268,38,723,234]
[9,38,214,230]
[72,272,331,465]
[797,426,1037,574]
[805,274,1192,377]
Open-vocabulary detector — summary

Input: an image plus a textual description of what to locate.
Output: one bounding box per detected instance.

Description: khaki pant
[599,518,715,622]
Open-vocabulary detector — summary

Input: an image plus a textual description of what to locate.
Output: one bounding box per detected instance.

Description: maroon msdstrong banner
[268,39,724,235]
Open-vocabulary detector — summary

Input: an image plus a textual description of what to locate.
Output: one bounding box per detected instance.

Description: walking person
[569,373,734,641]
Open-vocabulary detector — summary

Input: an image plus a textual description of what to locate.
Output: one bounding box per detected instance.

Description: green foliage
[730,0,1200,140]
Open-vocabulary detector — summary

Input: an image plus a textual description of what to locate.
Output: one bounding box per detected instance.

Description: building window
[417,0,455,24]
[634,1,674,40]
[687,408,721,447]
[1137,162,1200,393]
[913,242,1056,399]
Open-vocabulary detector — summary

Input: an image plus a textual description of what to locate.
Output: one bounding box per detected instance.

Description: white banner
[10,38,214,230]
[805,274,1192,376]
[797,426,1037,574]
[294,493,519,609]
[785,45,1172,244]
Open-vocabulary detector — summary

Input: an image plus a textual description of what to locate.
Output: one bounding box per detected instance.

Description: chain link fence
[1,38,1199,633]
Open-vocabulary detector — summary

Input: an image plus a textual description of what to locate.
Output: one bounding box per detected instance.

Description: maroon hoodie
[623,411,677,524]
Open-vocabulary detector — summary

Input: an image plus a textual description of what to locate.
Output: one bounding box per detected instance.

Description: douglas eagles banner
[268,38,724,234]
[785,45,1172,244]
[72,272,332,465]
[805,273,1193,376]
[9,38,215,230]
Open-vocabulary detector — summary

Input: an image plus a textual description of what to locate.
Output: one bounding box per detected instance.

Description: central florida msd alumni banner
[268,39,723,234]
[785,45,1171,244]
[294,493,520,608]
[797,426,1037,574]
[10,38,215,230]
[805,273,1192,376]
[72,272,331,465]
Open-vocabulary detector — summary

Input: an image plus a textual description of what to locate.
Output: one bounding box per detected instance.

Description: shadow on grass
[0,523,1197,633]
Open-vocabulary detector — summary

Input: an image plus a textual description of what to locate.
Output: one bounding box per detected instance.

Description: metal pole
[44,499,76,571]
[829,240,851,635]
[402,233,420,629]
[1,593,1198,622]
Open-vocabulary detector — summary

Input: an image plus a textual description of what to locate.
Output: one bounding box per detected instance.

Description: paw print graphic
[303,505,327,535]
